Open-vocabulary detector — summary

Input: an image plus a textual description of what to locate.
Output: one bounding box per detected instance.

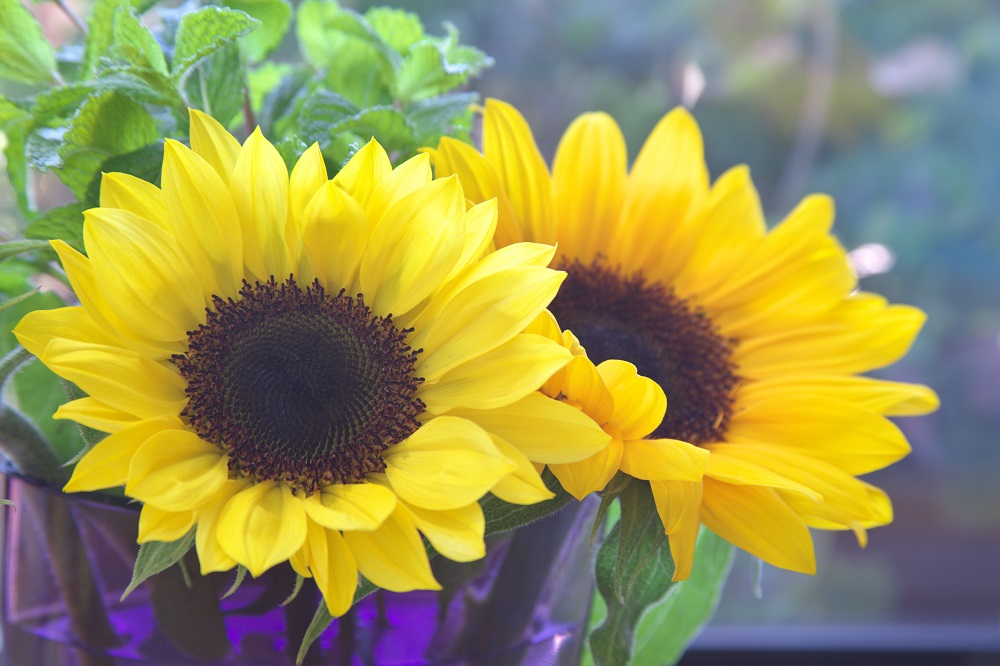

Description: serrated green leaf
[109,6,168,74]
[1,115,31,215]
[407,91,476,146]
[82,141,163,209]
[273,135,308,171]
[0,0,58,85]
[181,42,245,127]
[122,528,197,600]
[0,240,50,263]
[296,0,396,107]
[481,469,574,536]
[589,481,677,666]
[331,106,415,152]
[25,126,65,172]
[364,6,424,54]
[24,203,85,254]
[55,92,158,198]
[297,89,357,145]
[94,65,185,109]
[0,96,27,125]
[82,0,129,79]
[258,67,312,136]
[172,6,259,81]
[224,0,292,63]
[31,83,97,123]
[393,41,469,104]
[632,528,734,665]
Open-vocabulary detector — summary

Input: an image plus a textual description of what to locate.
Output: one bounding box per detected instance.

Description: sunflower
[14,109,610,615]
[524,311,709,502]
[432,99,939,580]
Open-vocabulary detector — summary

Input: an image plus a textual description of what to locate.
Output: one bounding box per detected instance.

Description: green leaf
[297,89,357,145]
[25,126,64,172]
[330,106,415,153]
[632,528,734,665]
[82,0,129,79]
[171,6,259,81]
[296,0,396,107]
[0,0,58,84]
[406,91,477,146]
[0,95,27,125]
[589,481,678,666]
[122,528,197,600]
[224,0,292,63]
[109,6,168,74]
[273,135,308,171]
[185,42,246,127]
[1,114,31,215]
[297,600,334,665]
[82,141,163,209]
[258,67,311,136]
[222,564,249,599]
[55,92,159,198]
[0,239,51,263]
[481,469,575,536]
[364,6,424,54]
[247,61,292,115]
[31,83,98,123]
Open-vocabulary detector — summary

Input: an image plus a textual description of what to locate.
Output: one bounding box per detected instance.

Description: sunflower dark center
[550,260,739,445]
[173,277,424,493]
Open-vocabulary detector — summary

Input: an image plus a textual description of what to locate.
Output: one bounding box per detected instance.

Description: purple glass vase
[1,474,598,665]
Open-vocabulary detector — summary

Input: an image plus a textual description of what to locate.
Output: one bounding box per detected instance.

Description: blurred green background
[4,0,999,655]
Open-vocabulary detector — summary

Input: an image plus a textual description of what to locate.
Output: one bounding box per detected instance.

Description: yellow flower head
[433,99,939,580]
[14,110,609,616]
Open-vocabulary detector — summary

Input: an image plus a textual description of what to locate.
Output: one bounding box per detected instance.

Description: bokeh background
[5,0,1000,662]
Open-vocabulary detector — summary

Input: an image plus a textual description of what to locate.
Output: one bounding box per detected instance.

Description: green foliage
[0,0,59,85]
[224,0,293,63]
[122,528,197,600]
[589,481,677,666]
[24,203,86,253]
[171,6,260,81]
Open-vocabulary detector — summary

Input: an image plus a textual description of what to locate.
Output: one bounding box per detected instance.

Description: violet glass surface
[2,474,597,665]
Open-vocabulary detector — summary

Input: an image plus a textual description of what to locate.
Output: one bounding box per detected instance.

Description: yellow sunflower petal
[63,417,182,492]
[700,479,816,574]
[383,416,513,511]
[99,172,168,228]
[216,481,307,577]
[189,108,242,186]
[726,396,911,475]
[702,446,822,500]
[42,340,186,419]
[125,429,230,512]
[14,305,116,358]
[195,478,251,575]
[488,434,555,505]
[49,240,171,359]
[551,112,627,262]
[444,198,498,285]
[231,127,293,281]
[342,507,440,592]
[615,107,708,277]
[287,143,329,253]
[302,482,397,531]
[545,355,615,425]
[360,175,466,317]
[84,207,206,344]
[303,521,357,617]
[332,138,392,209]
[738,375,940,417]
[667,514,702,582]
[597,360,667,440]
[138,505,196,543]
[399,500,485,562]
[433,136,522,247]
[419,333,571,415]
[412,266,565,382]
[549,434,622,500]
[649,479,704,580]
[619,438,709,482]
[161,139,243,298]
[300,180,369,292]
[54,397,139,434]
[365,152,432,228]
[482,98,555,244]
[450,392,611,464]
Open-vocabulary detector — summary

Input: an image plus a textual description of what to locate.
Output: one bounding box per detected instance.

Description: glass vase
[1,473,598,665]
